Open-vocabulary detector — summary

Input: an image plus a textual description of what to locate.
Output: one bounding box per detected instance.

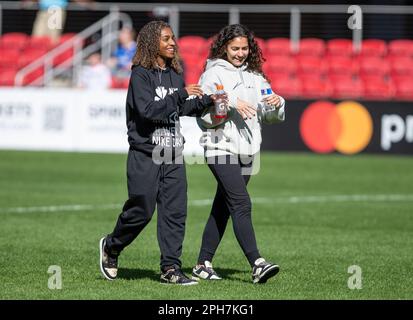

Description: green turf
[0,150,412,299]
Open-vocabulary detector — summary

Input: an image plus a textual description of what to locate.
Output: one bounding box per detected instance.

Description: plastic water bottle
[260,88,275,111]
[214,84,228,119]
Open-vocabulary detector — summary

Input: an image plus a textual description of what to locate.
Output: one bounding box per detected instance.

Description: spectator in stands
[107,26,137,78]
[78,52,111,89]
[99,20,217,285]
[192,24,286,284]
[29,0,94,43]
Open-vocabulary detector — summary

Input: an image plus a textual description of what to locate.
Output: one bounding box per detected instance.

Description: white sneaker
[192,261,222,280]
[252,258,279,284]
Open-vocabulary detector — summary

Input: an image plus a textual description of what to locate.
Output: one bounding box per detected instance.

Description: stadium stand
[0,30,412,100]
[299,38,325,57]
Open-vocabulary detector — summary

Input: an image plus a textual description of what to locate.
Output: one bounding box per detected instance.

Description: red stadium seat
[184,69,203,84]
[0,33,28,50]
[265,56,297,75]
[388,39,413,57]
[182,55,206,75]
[0,49,20,68]
[178,36,207,56]
[329,74,364,99]
[362,77,395,100]
[299,38,325,57]
[53,35,85,67]
[27,36,53,50]
[262,63,291,80]
[21,67,44,86]
[360,39,387,57]
[388,56,413,76]
[299,75,332,98]
[18,49,48,68]
[266,38,291,56]
[301,82,332,99]
[359,56,390,77]
[296,55,327,75]
[269,74,302,98]
[393,75,413,100]
[326,55,359,76]
[327,38,353,56]
[59,33,77,43]
[111,76,129,89]
[52,48,74,67]
[0,68,18,86]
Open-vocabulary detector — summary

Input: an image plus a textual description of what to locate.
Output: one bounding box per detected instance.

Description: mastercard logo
[300,101,373,154]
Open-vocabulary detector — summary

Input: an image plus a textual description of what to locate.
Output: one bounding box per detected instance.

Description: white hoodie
[197,58,285,157]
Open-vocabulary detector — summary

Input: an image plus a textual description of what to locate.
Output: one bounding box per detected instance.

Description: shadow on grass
[117,268,160,281]
[186,267,250,283]
[114,267,249,283]
[214,267,251,283]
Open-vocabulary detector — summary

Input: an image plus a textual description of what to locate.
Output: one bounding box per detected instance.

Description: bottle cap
[216,84,224,90]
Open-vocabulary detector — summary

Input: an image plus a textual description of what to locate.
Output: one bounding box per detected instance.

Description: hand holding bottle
[263,94,282,109]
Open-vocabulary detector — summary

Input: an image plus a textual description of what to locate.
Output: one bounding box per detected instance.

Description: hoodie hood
[205,58,248,72]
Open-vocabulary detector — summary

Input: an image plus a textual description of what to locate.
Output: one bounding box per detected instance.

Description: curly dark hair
[132,20,182,73]
[207,24,268,81]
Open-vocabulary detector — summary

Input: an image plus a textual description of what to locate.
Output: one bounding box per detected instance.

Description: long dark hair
[132,20,183,73]
[207,24,268,81]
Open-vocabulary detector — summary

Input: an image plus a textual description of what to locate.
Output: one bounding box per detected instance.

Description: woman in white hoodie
[191,24,286,284]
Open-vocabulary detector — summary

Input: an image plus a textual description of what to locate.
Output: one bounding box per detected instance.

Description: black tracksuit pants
[105,148,187,270]
[198,155,261,267]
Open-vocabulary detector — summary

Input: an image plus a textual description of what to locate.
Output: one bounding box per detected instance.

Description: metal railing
[14,9,132,86]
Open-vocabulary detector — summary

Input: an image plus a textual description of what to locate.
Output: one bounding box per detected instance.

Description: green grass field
[0,150,412,300]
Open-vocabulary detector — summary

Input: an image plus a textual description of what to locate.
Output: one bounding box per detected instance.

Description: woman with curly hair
[99,20,215,285]
[192,24,286,284]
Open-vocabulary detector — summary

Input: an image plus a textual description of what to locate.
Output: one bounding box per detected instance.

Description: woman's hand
[264,94,283,108]
[185,84,204,97]
[210,92,228,104]
[236,98,256,120]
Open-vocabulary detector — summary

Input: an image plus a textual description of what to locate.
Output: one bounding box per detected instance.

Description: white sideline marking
[190,194,413,206]
[1,204,120,214]
[1,194,413,214]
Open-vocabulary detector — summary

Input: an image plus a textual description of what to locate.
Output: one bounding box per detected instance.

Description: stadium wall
[0,88,411,155]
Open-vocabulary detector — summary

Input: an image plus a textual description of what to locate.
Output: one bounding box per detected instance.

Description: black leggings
[197,155,261,267]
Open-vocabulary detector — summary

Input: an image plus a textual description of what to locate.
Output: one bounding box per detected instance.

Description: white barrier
[0,88,204,155]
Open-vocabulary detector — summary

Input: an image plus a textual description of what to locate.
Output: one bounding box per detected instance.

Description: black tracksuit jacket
[126,65,212,156]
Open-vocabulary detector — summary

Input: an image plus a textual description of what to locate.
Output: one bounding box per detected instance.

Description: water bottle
[261,88,275,111]
[214,84,228,119]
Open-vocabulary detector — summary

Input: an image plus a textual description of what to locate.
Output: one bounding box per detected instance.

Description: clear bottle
[260,88,275,111]
[214,84,228,119]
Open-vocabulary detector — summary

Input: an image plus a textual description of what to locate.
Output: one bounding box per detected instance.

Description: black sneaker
[252,258,280,284]
[192,261,222,280]
[160,267,198,286]
[99,237,118,280]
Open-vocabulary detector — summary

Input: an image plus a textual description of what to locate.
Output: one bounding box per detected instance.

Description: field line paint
[1,194,413,214]
[1,204,120,214]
